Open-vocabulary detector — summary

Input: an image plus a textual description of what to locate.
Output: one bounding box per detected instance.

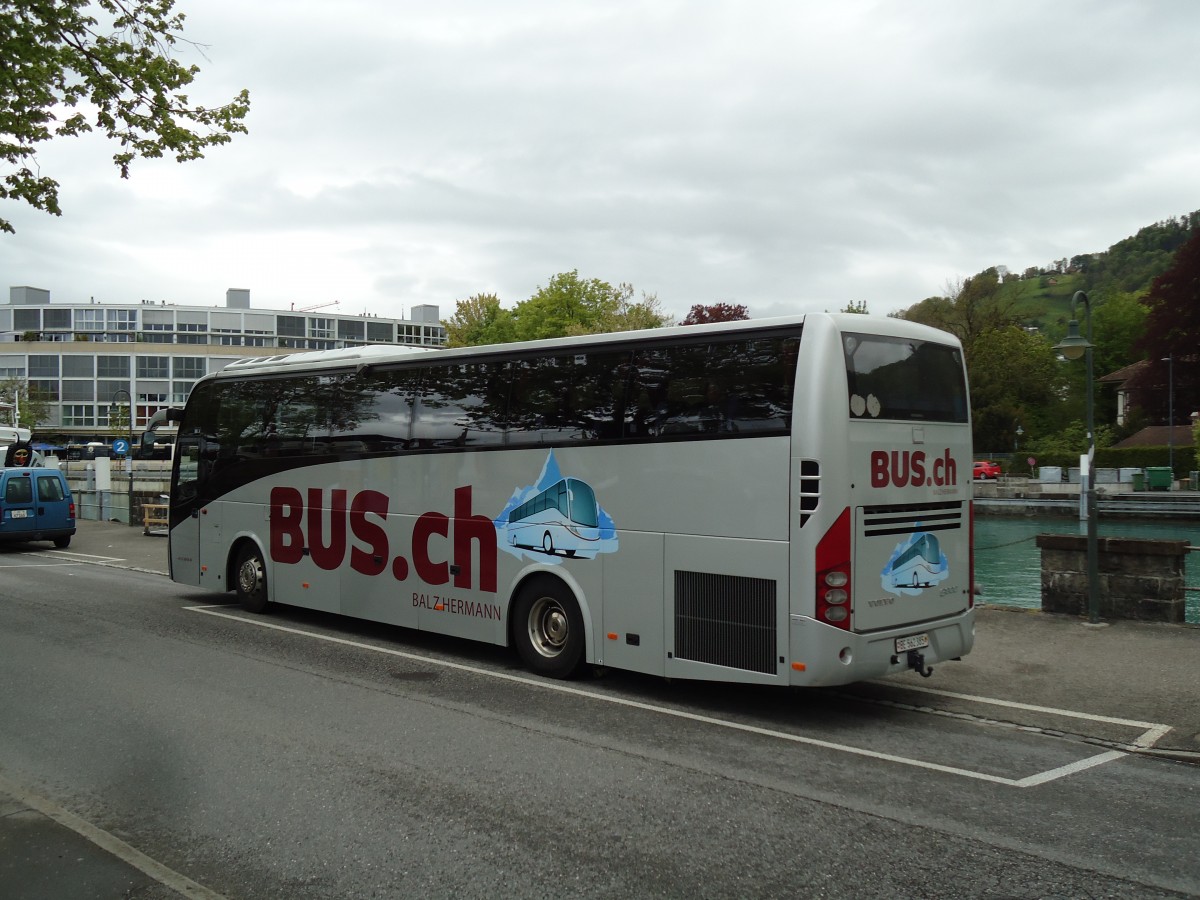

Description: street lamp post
[1162,354,1174,479]
[1053,291,1100,625]
[112,390,134,525]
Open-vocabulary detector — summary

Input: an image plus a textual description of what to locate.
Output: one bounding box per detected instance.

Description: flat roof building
[1,286,446,441]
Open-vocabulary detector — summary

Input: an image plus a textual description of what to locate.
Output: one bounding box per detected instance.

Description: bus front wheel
[513,577,584,678]
[235,543,269,613]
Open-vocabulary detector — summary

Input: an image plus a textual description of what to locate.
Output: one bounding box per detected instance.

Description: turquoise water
[974,515,1200,624]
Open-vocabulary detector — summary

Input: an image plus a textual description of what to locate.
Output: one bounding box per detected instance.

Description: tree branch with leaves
[0,0,251,233]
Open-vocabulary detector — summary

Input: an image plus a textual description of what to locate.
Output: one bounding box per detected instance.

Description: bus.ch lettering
[269,485,500,593]
[869,449,957,489]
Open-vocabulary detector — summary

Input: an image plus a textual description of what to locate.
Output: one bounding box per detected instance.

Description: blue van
[0,468,76,548]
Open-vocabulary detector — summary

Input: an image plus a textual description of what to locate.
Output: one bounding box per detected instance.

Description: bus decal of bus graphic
[881,531,949,596]
[494,450,618,563]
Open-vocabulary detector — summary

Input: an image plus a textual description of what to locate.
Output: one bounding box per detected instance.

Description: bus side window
[411,362,508,448]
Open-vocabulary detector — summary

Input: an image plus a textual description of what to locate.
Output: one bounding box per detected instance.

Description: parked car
[973,460,1002,480]
[0,467,76,548]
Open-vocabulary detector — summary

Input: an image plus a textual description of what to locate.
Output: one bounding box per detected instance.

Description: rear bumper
[788,608,975,687]
[0,525,76,544]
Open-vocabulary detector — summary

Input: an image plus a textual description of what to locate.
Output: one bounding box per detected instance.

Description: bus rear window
[843,332,967,423]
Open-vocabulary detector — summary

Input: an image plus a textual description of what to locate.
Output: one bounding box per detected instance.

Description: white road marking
[187,605,1156,787]
[41,549,127,564]
[871,681,1173,749]
[0,560,87,568]
[0,772,227,900]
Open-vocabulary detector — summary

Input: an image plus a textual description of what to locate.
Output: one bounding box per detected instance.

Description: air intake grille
[861,500,964,537]
[674,571,777,674]
[798,458,820,526]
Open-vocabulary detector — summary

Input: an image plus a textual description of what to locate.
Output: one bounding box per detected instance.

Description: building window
[62,405,95,426]
[97,379,128,400]
[74,308,104,331]
[172,357,205,379]
[107,309,137,330]
[97,356,130,378]
[14,309,40,331]
[63,356,95,377]
[29,380,58,401]
[61,380,95,401]
[277,315,305,337]
[309,317,333,339]
[367,321,393,342]
[176,334,208,344]
[43,309,72,330]
[28,355,59,377]
[136,356,169,378]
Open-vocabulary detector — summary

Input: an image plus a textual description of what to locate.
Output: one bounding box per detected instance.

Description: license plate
[10,509,29,519]
[895,633,929,653]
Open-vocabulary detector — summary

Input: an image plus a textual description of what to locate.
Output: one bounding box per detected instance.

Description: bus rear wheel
[235,543,269,613]
[513,577,584,678]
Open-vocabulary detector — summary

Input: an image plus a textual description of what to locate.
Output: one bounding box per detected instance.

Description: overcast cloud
[2,0,1198,321]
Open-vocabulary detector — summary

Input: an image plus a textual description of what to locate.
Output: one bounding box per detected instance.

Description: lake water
[974,514,1200,624]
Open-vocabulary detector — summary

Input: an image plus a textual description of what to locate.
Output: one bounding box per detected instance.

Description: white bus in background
[164,314,975,685]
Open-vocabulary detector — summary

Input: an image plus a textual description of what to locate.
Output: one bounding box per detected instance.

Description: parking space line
[870,682,1172,749]
[0,561,87,568]
[40,550,127,564]
[186,605,1136,788]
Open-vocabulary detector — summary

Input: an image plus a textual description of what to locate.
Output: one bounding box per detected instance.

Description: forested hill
[1069,210,1200,297]
[896,209,1200,461]
[901,209,1200,326]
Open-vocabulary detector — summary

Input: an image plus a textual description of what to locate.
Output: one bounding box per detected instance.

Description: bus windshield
[842,332,968,423]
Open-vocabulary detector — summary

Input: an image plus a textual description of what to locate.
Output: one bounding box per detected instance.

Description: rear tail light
[69,501,76,519]
[815,507,852,630]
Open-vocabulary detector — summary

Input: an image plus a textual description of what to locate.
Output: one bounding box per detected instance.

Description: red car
[974,460,1002,480]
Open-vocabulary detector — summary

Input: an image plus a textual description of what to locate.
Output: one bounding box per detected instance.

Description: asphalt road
[1,531,1199,898]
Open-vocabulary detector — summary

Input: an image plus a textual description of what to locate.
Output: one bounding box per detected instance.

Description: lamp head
[1053,319,1090,361]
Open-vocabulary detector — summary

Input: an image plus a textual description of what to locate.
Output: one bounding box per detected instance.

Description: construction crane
[290,300,340,312]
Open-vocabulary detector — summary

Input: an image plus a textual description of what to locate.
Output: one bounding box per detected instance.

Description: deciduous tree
[511,271,665,341]
[1135,226,1200,427]
[1,0,251,233]
[680,302,749,325]
[0,377,49,429]
[443,293,514,347]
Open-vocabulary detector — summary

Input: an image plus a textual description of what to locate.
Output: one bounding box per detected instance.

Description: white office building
[1,286,446,442]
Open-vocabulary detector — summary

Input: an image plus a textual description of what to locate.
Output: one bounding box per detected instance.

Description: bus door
[169,435,207,586]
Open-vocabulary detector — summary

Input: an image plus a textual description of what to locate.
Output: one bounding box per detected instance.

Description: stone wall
[1035,534,1188,623]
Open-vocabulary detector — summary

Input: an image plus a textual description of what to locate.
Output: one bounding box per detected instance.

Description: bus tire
[235,543,269,614]
[513,577,584,678]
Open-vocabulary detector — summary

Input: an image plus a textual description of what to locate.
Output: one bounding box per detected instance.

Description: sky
[3,0,1199,323]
